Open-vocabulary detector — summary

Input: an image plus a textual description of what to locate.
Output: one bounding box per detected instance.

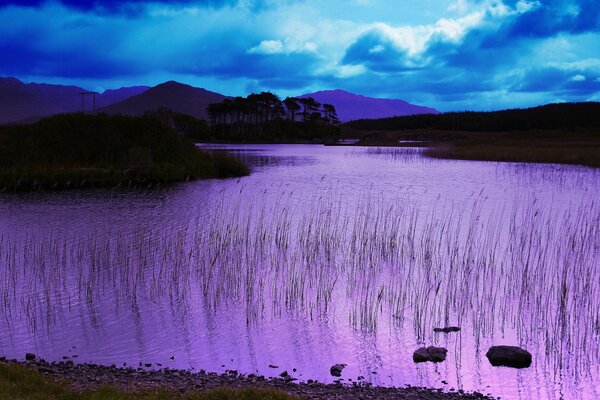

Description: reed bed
[346,147,424,161]
[1,187,599,380]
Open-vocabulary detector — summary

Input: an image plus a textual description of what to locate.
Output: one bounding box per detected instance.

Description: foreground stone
[330,363,346,377]
[413,347,448,363]
[1,357,496,400]
[485,346,532,368]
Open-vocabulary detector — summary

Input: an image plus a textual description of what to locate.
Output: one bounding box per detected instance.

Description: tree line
[207,92,340,140]
[344,102,600,132]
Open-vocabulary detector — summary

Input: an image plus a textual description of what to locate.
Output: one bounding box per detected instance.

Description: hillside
[99,81,227,120]
[0,77,148,124]
[344,102,600,132]
[298,89,438,122]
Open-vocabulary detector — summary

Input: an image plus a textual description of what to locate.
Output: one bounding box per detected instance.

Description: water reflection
[1,144,599,400]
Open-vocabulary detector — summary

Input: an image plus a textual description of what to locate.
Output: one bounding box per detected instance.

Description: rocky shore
[0,356,494,400]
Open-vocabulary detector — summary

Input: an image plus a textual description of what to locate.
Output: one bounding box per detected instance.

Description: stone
[433,326,461,333]
[413,346,448,363]
[25,353,36,361]
[330,363,346,377]
[486,346,532,368]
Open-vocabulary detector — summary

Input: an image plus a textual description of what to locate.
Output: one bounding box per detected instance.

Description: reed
[1,182,599,381]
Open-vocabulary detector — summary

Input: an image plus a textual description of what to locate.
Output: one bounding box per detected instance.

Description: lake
[1,144,599,399]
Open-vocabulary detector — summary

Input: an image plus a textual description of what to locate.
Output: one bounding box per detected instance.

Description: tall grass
[1,186,599,380]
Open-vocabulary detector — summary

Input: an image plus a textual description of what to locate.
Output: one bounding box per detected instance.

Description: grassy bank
[0,113,249,191]
[421,130,600,167]
[0,363,296,400]
[339,128,600,168]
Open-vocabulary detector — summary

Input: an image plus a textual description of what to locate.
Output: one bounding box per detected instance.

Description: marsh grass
[1,184,599,379]
[424,143,600,168]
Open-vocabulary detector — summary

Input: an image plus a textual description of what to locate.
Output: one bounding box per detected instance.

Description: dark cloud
[0,0,598,110]
[497,0,600,39]
[0,0,300,14]
[341,29,419,72]
[512,67,600,95]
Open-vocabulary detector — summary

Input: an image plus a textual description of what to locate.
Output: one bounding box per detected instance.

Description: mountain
[298,89,438,122]
[94,86,150,109]
[98,81,227,120]
[0,77,149,124]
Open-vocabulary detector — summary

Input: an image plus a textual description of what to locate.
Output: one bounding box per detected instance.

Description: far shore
[333,128,600,168]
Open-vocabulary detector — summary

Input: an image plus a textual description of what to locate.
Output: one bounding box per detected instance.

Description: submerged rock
[413,346,448,363]
[486,346,532,368]
[330,363,346,377]
[434,326,461,333]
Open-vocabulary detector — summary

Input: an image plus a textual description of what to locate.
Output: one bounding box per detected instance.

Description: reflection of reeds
[346,147,424,161]
[1,189,599,378]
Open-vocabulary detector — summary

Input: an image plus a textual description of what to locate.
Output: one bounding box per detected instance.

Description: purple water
[1,144,599,399]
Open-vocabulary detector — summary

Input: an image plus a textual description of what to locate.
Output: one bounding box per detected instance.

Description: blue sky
[1,0,599,111]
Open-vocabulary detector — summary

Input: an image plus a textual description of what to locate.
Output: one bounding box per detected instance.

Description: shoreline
[0,356,494,399]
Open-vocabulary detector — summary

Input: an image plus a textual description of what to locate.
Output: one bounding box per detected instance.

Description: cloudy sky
[1,0,599,110]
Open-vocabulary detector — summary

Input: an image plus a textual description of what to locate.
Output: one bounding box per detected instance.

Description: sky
[0,0,599,111]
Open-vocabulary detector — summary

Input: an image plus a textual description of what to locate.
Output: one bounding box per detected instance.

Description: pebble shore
[1,356,495,400]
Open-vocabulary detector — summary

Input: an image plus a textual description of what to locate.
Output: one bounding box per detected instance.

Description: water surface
[1,144,599,400]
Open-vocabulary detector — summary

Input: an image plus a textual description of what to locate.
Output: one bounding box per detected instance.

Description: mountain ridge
[0,77,149,124]
[298,89,438,122]
[0,77,439,124]
[97,81,227,120]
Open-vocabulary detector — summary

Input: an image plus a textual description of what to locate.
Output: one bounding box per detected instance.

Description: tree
[321,103,339,126]
[283,97,301,121]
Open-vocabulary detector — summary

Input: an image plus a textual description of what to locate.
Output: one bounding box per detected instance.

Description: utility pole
[79,92,99,114]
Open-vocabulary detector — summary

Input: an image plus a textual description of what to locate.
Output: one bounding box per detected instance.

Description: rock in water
[330,363,346,377]
[433,326,461,333]
[413,346,448,363]
[486,346,532,368]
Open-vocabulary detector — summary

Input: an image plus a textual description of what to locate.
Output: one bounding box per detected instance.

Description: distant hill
[98,81,227,120]
[344,102,600,132]
[298,89,438,122]
[0,77,148,124]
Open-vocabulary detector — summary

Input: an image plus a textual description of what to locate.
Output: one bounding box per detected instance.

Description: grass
[0,113,249,191]
[422,131,600,168]
[0,363,297,400]
[2,182,599,379]
[339,128,600,168]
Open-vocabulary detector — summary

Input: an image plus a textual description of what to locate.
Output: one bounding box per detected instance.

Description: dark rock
[330,363,346,377]
[433,326,461,333]
[413,346,448,363]
[486,345,532,368]
[268,364,279,368]
[25,353,36,361]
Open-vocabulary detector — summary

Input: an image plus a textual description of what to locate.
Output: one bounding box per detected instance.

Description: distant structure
[79,91,99,113]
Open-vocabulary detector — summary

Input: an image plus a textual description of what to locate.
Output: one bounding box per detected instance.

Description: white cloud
[247,39,284,54]
[335,64,367,77]
[369,44,385,54]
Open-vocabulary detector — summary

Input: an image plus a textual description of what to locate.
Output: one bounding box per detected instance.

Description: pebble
[2,357,496,400]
